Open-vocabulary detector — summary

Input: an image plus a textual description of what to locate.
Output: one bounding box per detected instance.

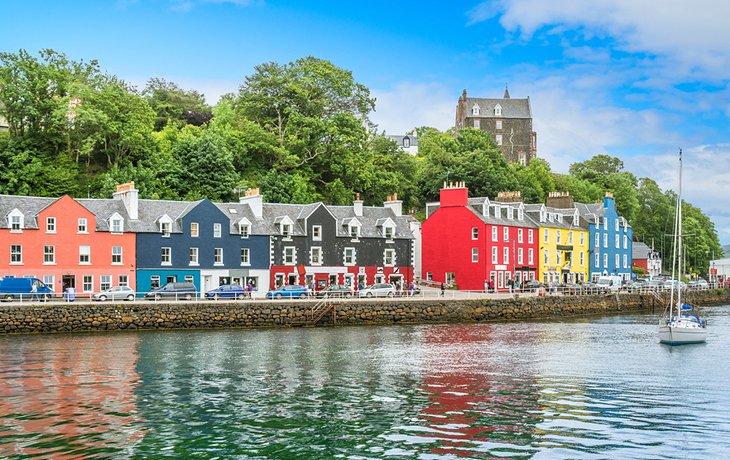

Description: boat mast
[669,151,680,315]
[672,149,682,318]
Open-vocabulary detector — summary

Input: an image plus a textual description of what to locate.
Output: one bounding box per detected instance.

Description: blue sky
[2,0,730,245]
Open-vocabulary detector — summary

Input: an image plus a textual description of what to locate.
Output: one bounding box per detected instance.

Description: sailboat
[658,149,707,345]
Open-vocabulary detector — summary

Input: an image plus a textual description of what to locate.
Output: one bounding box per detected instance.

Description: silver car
[91,286,136,301]
[358,283,396,298]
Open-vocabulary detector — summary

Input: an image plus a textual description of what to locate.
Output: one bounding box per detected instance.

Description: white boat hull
[659,322,707,345]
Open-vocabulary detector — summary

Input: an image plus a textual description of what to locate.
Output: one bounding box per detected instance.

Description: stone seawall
[1,290,728,335]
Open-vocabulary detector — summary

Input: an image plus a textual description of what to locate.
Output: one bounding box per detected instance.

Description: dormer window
[518,209,524,221]
[350,225,360,239]
[9,209,23,232]
[540,209,546,222]
[282,223,291,237]
[472,104,480,116]
[483,205,489,218]
[557,214,563,224]
[403,137,410,148]
[161,222,171,236]
[384,226,394,240]
[507,207,514,220]
[494,104,502,116]
[110,213,124,233]
[238,218,251,238]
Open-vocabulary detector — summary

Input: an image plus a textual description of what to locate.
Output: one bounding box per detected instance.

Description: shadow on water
[1,305,729,458]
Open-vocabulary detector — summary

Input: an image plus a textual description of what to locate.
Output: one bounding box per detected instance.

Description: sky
[2,0,730,245]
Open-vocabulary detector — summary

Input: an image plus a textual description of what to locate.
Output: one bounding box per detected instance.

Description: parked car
[582,282,607,294]
[144,282,198,300]
[266,285,309,299]
[91,286,135,301]
[687,279,709,290]
[358,283,396,298]
[315,284,354,298]
[563,283,583,295]
[205,284,249,300]
[627,279,648,292]
[663,279,687,290]
[0,277,54,301]
[523,280,544,292]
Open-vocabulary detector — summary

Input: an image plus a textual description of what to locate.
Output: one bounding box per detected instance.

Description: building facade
[0,194,137,295]
[632,242,661,278]
[422,184,539,291]
[454,87,537,165]
[576,193,634,281]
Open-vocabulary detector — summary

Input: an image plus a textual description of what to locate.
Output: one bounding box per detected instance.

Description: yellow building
[525,202,589,285]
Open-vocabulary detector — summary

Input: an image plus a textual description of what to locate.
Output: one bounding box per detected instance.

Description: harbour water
[1,306,729,459]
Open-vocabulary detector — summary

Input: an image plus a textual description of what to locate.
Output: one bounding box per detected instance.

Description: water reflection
[0,334,143,458]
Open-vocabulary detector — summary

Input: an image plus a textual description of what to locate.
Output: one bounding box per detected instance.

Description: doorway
[62,275,75,291]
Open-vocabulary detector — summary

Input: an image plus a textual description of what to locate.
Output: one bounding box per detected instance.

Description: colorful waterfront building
[0,193,137,295]
[575,193,633,281]
[523,192,590,285]
[422,184,539,291]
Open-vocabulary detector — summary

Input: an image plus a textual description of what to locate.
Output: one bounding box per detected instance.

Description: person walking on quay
[30,281,38,301]
[247,282,254,299]
[484,280,489,294]
[440,283,445,297]
[408,281,415,297]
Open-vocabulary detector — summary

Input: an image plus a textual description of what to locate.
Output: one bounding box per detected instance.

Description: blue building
[576,193,633,281]
[131,196,271,296]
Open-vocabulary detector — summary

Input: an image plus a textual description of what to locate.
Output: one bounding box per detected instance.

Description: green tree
[143,78,212,130]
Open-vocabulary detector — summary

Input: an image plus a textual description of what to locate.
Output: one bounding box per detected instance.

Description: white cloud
[370,82,455,135]
[170,0,260,12]
[468,0,730,80]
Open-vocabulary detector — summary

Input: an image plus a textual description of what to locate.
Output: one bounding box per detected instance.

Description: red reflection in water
[0,334,144,457]
[417,324,543,457]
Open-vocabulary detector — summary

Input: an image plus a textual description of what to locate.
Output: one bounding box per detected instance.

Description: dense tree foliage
[0,49,722,275]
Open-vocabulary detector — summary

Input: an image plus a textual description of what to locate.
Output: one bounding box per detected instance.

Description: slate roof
[385,135,418,147]
[632,242,656,259]
[466,97,531,119]
[0,195,57,229]
[426,197,539,228]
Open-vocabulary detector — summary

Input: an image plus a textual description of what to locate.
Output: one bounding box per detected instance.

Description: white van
[596,275,623,292]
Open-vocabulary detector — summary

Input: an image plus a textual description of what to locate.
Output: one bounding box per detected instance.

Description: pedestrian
[484,280,489,293]
[408,282,415,297]
[440,283,445,297]
[489,279,494,293]
[247,282,254,299]
[30,281,38,301]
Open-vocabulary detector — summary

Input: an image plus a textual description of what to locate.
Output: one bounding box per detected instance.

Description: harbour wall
[1,290,728,335]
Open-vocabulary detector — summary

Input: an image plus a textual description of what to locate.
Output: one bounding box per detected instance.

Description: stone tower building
[454,86,537,165]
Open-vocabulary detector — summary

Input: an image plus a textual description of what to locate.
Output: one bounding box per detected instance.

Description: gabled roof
[0,195,57,229]
[632,242,654,259]
[465,97,531,119]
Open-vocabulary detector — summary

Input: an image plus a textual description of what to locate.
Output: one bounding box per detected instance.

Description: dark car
[266,285,309,299]
[523,280,544,292]
[316,284,354,298]
[145,282,198,300]
[205,284,249,300]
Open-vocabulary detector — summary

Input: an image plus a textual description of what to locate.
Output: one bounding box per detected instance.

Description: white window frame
[604,253,608,268]
[603,233,608,248]
[603,218,608,231]
[492,226,498,242]
[10,244,22,264]
[472,227,479,240]
[46,217,56,233]
[100,275,112,291]
[623,254,628,268]
[284,246,296,265]
[240,248,250,266]
[528,229,534,244]
[580,232,585,245]
[503,227,509,241]
[310,246,322,265]
[79,245,91,265]
[518,228,523,243]
[282,223,292,238]
[580,251,585,266]
[492,247,498,263]
[496,134,503,145]
[110,215,123,234]
[518,248,523,265]
[312,225,322,241]
[472,248,478,263]
[595,233,600,247]
[544,250,549,265]
[384,248,396,267]
[161,247,171,266]
[503,247,509,264]
[214,223,222,238]
[544,228,549,243]
[44,245,55,264]
[528,248,534,265]
[556,230,561,244]
[189,247,199,265]
[118,275,129,287]
[496,120,502,130]
[595,253,600,268]
[112,246,123,265]
[214,248,223,265]
[191,222,199,237]
[78,217,88,233]
[623,235,628,249]
[473,119,480,129]
[344,247,356,266]
[82,275,93,293]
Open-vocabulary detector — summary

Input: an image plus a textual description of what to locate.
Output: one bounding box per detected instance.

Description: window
[623,254,628,268]
[191,222,199,237]
[161,247,171,265]
[10,245,22,264]
[82,275,93,293]
[503,227,509,241]
[528,248,534,265]
[492,226,498,242]
[543,250,549,265]
[580,233,585,245]
[79,246,90,264]
[312,225,322,241]
[615,254,620,268]
[472,105,480,116]
[344,247,355,266]
[189,247,199,265]
[10,214,22,231]
[615,219,619,231]
[528,229,534,244]
[43,275,54,288]
[507,207,514,220]
[214,223,222,238]
[472,227,479,240]
[112,246,122,264]
[472,248,478,263]
[595,233,599,247]
[44,245,55,264]
[78,218,88,233]
[101,275,112,291]
[556,230,561,244]
[150,275,160,289]
[544,229,549,243]
[282,224,292,238]
[311,247,322,265]
[46,217,56,233]
[350,225,360,239]
[603,218,608,231]
[384,249,395,266]
[615,234,619,248]
[473,119,480,129]
[518,248,523,264]
[556,251,561,266]
[503,247,509,264]
[595,253,599,268]
[603,234,608,248]
[241,248,250,265]
[184,275,195,285]
[494,104,502,116]
[496,134,503,145]
[603,254,608,268]
[580,251,585,266]
[384,226,394,240]
[403,137,410,148]
[284,247,296,265]
[118,275,128,287]
[214,248,223,265]
[160,221,170,236]
[111,217,123,233]
[496,120,502,130]
[623,235,628,249]
[492,247,498,263]
[518,228,523,243]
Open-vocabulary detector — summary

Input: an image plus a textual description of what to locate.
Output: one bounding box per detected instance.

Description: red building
[0,194,137,296]
[422,183,538,291]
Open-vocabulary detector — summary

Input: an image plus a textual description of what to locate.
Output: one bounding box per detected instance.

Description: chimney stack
[354,192,363,217]
[496,191,522,203]
[240,187,263,219]
[113,182,139,220]
[384,192,403,216]
[546,191,574,209]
